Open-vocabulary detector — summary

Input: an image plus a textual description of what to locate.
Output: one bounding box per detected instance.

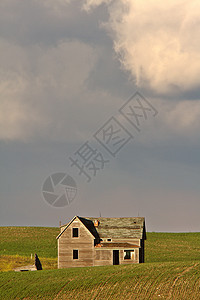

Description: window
[73,250,78,259]
[72,228,79,237]
[124,250,134,260]
[107,238,112,242]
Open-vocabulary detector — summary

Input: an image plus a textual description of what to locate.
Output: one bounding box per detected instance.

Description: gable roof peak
[57,216,146,240]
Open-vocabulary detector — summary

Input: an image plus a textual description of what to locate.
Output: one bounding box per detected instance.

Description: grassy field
[0,227,200,299]
[0,261,199,299]
[0,227,59,271]
[0,227,58,257]
[146,232,200,263]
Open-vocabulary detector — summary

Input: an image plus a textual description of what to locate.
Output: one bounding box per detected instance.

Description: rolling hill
[0,227,199,299]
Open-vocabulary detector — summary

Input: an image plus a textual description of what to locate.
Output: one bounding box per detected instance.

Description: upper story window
[72,228,79,237]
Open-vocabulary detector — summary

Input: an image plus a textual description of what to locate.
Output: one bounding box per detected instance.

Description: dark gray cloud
[0,1,109,46]
[0,0,200,231]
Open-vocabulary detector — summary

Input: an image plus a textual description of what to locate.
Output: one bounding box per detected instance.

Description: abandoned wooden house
[56,216,146,268]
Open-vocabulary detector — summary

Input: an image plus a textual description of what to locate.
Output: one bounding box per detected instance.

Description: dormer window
[72,228,79,237]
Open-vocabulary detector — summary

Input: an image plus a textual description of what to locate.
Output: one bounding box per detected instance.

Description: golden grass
[0,255,57,272]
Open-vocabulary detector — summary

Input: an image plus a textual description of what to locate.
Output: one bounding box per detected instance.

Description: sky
[1,0,200,232]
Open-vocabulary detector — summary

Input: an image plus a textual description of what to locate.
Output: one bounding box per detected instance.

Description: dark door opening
[113,250,119,265]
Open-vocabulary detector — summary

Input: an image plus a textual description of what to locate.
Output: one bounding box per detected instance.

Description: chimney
[94,219,99,227]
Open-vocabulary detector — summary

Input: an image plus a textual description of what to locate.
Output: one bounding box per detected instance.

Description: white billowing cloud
[1,39,200,144]
[1,0,200,143]
[83,0,200,94]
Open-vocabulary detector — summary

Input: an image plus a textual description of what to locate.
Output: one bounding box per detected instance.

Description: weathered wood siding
[58,218,94,268]
[94,247,139,266]
[94,249,113,266]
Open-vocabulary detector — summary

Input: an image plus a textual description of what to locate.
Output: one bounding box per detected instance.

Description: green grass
[1,228,200,265]
[146,232,200,262]
[0,227,59,258]
[0,227,59,272]
[0,261,199,299]
[0,227,200,299]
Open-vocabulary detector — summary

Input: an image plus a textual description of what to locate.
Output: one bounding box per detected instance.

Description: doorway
[113,250,119,265]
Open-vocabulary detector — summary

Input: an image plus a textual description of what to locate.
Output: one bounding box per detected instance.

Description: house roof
[86,217,146,240]
[57,216,146,240]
